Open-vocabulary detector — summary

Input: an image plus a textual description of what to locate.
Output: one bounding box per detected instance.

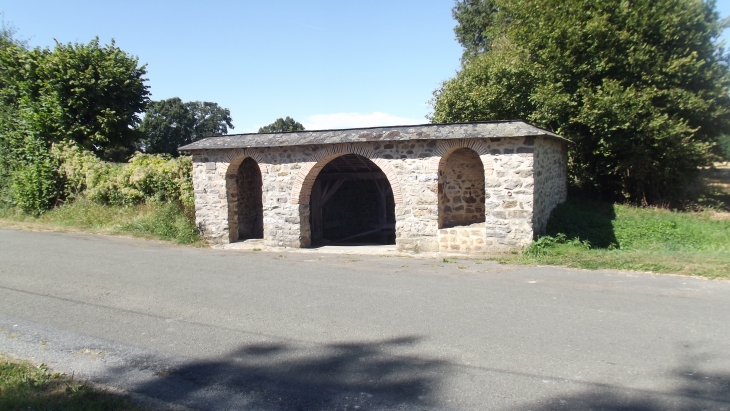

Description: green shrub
[10,157,60,215]
[53,142,194,210]
[121,201,200,244]
[525,233,591,257]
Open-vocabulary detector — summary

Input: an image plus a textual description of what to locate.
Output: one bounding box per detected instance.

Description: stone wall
[483,138,536,250]
[234,157,263,240]
[438,222,486,253]
[438,148,486,229]
[190,136,566,253]
[532,138,568,236]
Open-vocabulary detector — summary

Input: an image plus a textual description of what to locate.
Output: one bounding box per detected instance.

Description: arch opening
[438,148,486,229]
[309,154,396,246]
[228,157,263,242]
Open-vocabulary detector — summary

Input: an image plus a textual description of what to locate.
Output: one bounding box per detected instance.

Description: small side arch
[223,149,267,176]
[437,145,487,229]
[290,144,403,205]
[428,139,493,173]
[225,150,265,243]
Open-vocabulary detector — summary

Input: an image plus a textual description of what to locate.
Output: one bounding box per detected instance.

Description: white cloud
[302,112,424,131]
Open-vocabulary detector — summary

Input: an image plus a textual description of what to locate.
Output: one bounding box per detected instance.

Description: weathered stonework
[182,121,570,253]
[532,138,569,235]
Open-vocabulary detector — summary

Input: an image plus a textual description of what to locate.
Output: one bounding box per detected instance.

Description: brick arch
[291,144,403,205]
[223,149,267,176]
[427,139,493,173]
[224,150,265,243]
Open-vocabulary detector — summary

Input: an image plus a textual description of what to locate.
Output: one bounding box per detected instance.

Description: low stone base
[438,222,488,253]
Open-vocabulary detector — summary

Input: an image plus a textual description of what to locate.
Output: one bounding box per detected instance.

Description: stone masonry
[180,121,570,253]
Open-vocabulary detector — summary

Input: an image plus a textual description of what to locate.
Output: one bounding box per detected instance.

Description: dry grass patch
[0,355,146,410]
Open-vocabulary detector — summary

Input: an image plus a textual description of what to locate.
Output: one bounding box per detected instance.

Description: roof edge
[179,120,572,151]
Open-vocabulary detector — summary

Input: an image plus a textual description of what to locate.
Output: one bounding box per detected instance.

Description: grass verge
[0,355,145,410]
[0,198,203,246]
[493,198,730,279]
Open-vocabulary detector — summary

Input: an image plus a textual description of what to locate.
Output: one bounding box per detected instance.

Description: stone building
[179,121,570,253]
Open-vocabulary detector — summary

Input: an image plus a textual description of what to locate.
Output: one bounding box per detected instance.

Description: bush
[121,201,200,244]
[524,233,591,257]
[53,142,194,211]
[10,157,61,216]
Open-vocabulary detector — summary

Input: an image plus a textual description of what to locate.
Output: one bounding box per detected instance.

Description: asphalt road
[0,229,729,410]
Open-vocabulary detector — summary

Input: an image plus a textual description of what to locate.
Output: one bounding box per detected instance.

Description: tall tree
[452,0,500,59]
[187,101,234,141]
[258,117,304,133]
[140,98,233,156]
[1,34,150,211]
[42,38,149,160]
[432,0,730,204]
[139,98,193,156]
[1,38,150,160]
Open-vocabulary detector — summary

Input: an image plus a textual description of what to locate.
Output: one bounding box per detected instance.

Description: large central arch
[300,153,397,246]
[290,144,403,206]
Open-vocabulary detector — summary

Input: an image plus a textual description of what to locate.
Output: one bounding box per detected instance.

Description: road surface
[0,229,728,410]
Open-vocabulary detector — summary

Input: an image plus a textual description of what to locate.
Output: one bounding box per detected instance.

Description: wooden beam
[355,155,374,171]
[334,223,396,243]
[311,180,323,241]
[320,179,345,206]
[317,172,386,181]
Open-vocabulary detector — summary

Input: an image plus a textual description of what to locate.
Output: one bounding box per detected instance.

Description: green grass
[0,356,145,410]
[494,198,730,279]
[0,198,203,246]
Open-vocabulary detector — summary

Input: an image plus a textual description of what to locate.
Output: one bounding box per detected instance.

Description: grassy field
[493,198,730,279]
[494,164,730,279]
[0,198,203,246]
[0,356,145,411]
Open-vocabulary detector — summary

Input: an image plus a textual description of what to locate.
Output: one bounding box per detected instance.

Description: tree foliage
[43,39,150,160]
[1,38,149,160]
[432,0,730,204]
[718,134,730,162]
[258,116,305,133]
[452,0,500,59]
[0,15,28,48]
[0,31,150,212]
[188,101,234,139]
[140,98,233,156]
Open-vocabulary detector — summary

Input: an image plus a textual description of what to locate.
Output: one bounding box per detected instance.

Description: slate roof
[178,120,569,151]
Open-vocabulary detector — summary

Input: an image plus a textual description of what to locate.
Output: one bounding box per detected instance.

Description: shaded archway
[438,148,486,229]
[309,154,396,245]
[227,157,263,242]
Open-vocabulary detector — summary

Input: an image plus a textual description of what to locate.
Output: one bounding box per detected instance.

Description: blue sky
[2,1,729,133]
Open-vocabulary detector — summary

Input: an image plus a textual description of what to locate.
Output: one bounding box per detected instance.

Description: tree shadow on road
[114,336,449,410]
[104,336,730,410]
[511,361,730,410]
